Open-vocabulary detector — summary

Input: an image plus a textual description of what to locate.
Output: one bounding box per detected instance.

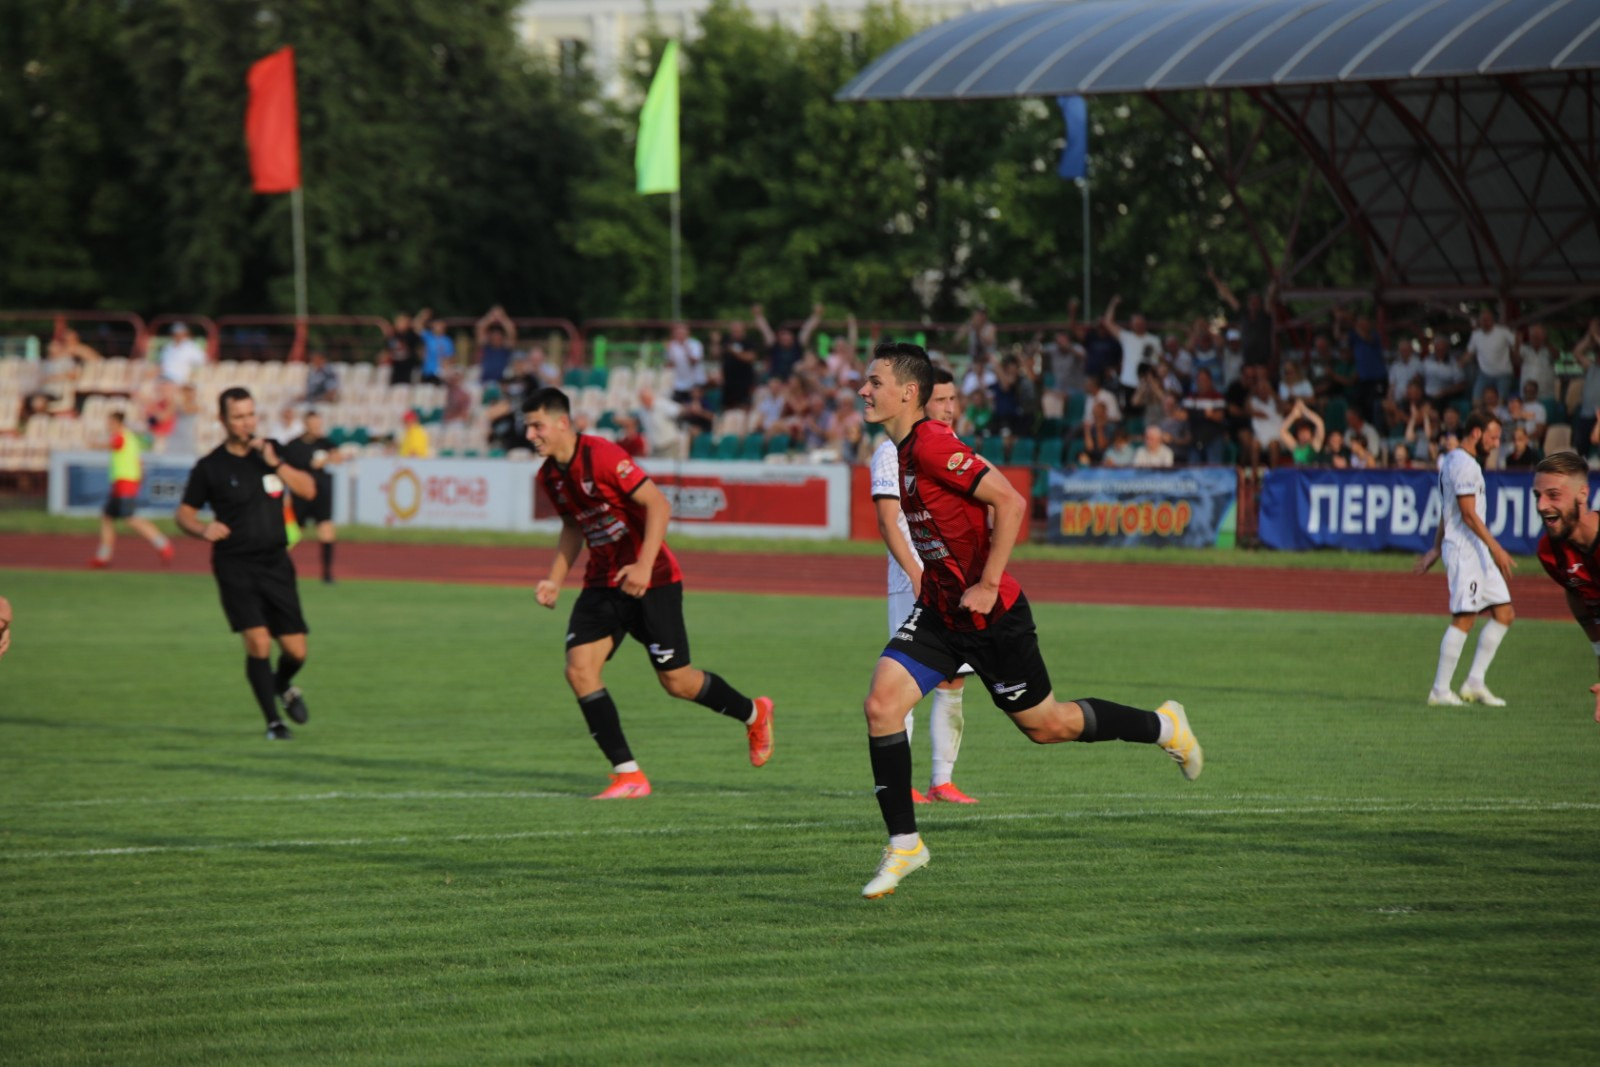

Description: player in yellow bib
[91,411,173,569]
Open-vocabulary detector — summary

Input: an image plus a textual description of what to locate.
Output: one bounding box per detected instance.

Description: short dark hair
[1463,411,1501,438]
[932,367,955,388]
[871,340,933,408]
[219,386,252,419]
[523,387,571,416]
[1536,451,1588,479]
[109,410,125,425]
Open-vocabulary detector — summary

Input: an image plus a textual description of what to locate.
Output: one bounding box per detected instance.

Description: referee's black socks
[1074,698,1161,744]
[275,653,304,696]
[320,542,334,582]
[693,672,755,725]
[246,657,282,725]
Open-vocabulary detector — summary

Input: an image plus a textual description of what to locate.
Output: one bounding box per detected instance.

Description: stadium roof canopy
[838,0,1600,309]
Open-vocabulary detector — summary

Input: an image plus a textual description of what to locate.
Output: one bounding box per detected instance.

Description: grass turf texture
[2,568,1598,1065]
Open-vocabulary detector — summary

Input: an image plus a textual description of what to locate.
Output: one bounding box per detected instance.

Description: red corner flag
[246,47,300,193]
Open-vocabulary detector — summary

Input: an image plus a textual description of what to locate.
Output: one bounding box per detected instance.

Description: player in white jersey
[869,366,978,803]
[1414,412,1516,706]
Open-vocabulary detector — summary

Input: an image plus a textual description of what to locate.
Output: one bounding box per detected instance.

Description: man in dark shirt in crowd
[717,319,759,411]
[177,387,318,740]
[280,409,340,585]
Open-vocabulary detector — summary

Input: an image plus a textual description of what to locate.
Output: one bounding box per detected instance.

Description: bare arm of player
[1414,504,1446,574]
[0,595,11,660]
[874,497,923,598]
[537,520,585,609]
[1559,588,1600,721]
[962,468,1027,615]
[614,479,671,598]
[1455,493,1516,583]
[175,503,230,542]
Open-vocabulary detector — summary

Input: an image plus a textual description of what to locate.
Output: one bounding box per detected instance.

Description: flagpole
[1079,177,1091,313]
[670,190,682,322]
[290,186,308,359]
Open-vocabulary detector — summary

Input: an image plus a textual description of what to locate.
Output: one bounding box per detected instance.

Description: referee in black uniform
[177,387,317,740]
[280,409,339,584]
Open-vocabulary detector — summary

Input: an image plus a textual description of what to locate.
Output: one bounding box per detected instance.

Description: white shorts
[888,588,974,677]
[1443,540,1511,616]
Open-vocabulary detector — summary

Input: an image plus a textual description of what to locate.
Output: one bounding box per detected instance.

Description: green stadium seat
[766,433,792,457]
[742,432,766,460]
[690,433,714,459]
[716,434,742,461]
[488,447,506,457]
[1009,437,1037,466]
[1065,440,1087,466]
[596,411,618,431]
[1543,398,1564,425]
[977,434,1004,462]
[1324,396,1348,429]
[329,427,349,446]
[563,368,585,388]
[1034,436,1063,468]
[1064,393,1087,425]
[1124,417,1144,436]
[351,427,370,445]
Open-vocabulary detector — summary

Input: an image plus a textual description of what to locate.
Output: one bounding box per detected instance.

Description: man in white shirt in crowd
[1465,308,1517,404]
[1388,337,1426,409]
[159,322,208,385]
[664,322,705,404]
[1101,295,1160,403]
[1131,424,1174,468]
[1517,323,1557,409]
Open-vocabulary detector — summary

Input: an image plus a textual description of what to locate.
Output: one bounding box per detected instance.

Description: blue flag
[1057,95,1088,180]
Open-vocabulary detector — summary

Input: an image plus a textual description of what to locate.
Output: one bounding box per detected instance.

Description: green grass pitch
[2,568,1598,1065]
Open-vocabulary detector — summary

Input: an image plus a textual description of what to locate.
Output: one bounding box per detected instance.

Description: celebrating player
[1531,450,1600,722]
[871,365,976,804]
[524,387,774,799]
[176,388,316,739]
[854,341,1201,899]
[1414,412,1515,706]
[90,410,174,569]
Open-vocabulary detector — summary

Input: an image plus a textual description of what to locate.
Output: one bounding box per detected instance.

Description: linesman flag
[246,47,301,193]
[635,41,680,195]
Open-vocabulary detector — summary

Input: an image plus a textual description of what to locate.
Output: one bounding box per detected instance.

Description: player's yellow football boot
[861,839,930,899]
[1156,700,1203,781]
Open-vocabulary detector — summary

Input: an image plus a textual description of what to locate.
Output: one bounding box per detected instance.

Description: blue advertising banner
[54,450,198,515]
[1257,468,1576,555]
[1045,467,1237,547]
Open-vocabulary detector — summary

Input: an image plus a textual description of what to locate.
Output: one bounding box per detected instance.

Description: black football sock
[869,731,917,837]
[693,672,754,724]
[320,542,334,581]
[274,653,304,696]
[1074,698,1161,744]
[578,689,633,766]
[246,656,282,724]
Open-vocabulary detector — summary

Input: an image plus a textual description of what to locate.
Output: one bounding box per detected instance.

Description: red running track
[0,533,1572,620]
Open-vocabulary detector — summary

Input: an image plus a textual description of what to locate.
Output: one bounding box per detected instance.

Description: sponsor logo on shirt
[617,460,635,479]
[946,452,965,471]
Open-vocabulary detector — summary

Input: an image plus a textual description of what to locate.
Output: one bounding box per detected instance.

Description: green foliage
[3,569,1600,1063]
[0,0,1362,326]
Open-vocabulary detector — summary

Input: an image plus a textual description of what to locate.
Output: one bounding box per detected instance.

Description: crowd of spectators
[13,297,1600,475]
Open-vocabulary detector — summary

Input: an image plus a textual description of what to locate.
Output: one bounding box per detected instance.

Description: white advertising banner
[351,457,533,531]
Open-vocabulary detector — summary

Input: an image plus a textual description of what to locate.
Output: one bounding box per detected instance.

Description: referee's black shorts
[292,486,333,525]
[213,551,309,636]
[566,582,691,672]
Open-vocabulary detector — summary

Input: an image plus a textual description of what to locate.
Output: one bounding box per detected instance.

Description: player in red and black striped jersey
[854,341,1205,900]
[1531,450,1600,722]
[525,388,774,799]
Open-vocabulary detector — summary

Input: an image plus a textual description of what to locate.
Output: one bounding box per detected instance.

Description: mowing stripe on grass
[10,799,1598,861]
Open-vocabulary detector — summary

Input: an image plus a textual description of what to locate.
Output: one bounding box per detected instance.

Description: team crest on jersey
[617,460,634,479]
[580,479,596,496]
[946,452,965,470]
[262,473,284,497]
[903,473,917,495]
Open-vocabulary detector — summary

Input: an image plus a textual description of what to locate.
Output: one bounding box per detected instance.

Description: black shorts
[883,593,1053,713]
[567,582,691,672]
[292,488,332,525]
[103,492,136,520]
[213,552,309,636]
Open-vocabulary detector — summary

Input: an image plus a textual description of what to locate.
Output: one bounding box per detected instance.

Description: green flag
[635,41,679,195]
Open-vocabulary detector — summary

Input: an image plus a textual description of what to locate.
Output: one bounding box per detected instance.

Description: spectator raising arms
[754,302,822,383]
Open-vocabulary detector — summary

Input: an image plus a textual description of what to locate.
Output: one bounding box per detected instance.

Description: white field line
[5,800,1599,861]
